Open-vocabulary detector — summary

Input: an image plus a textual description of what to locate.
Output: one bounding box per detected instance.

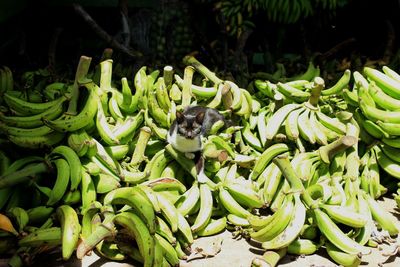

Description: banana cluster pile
[0,54,400,267]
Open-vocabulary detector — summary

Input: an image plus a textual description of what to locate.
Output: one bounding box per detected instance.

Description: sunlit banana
[191,183,213,233]
[313,208,370,255]
[113,211,155,267]
[56,205,81,260]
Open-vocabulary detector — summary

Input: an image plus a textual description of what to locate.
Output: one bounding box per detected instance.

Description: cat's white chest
[167,127,202,153]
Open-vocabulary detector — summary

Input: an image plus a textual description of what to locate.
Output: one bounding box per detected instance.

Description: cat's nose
[186,132,193,138]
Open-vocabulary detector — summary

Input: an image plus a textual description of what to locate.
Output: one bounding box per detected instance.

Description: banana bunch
[2,52,400,267]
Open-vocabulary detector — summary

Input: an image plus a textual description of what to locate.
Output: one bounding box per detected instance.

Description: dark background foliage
[0,0,399,86]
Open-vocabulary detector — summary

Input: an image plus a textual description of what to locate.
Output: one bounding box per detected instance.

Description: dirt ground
[1,197,399,267]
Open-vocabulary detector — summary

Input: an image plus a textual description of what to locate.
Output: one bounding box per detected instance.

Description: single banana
[368,81,400,111]
[297,108,316,144]
[321,69,351,96]
[284,107,303,141]
[197,217,227,237]
[325,241,362,267]
[50,145,82,191]
[56,205,81,260]
[96,97,120,146]
[175,183,200,216]
[363,66,400,99]
[373,145,400,179]
[225,182,264,209]
[18,227,62,247]
[145,177,187,194]
[155,233,180,267]
[320,204,366,228]
[113,211,155,267]
[156,192,179,233]
[265,103,301,140]
[43,83,98,132]
[191,183,213,233]
[276,82,310,102]
[249,143,289,180]
[176,212,194,244]
[103,187,156,234]
[8,131,65,149]
[46,158,70,206]
[156,216,176,245]
[313,208,370,255]
[287,238,319,255]
[316,111,346,134]
[359,99,400,124]
[112,110,144,144]
[3,93,67,116]
[363,191,399,236]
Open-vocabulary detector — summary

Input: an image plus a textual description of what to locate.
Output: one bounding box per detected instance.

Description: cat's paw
[184,152,195,159]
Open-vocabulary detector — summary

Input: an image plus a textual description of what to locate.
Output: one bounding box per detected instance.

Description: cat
[167,105,227,182]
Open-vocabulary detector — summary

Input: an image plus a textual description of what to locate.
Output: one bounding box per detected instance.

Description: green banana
[8,131,65,149]
[156,216,177,245]
[287,239,319,255]
[46,158,70,206]
[363,192,399,236]
[321,69,351,96]
[43,82,98,132]
[103,187,156,234]
[56,205,81,260]
[249,143,289,180]
[50,145,82,191]
[3,93,67,116]
[225,182,264,209]
[156,192,179,233]
[265,103,301,139]
[113,211,155,267]
[320,204,366,228]
[18,227,62,247]
[368,81,400,111]
[7,207,29,233]
[261,194,306,250]
[191,183,213,233]
[155,233,180,267]
[175,183,200,216]
[197,217,227,237]
[363,66,400,99]
[250,195,294,242]
[325,241,362,267]
[313,208,370,255]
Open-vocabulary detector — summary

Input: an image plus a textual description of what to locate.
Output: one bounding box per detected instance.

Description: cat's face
[176,111,205,139]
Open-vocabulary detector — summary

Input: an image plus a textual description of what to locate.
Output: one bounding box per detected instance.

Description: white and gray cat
[167,105,227,183]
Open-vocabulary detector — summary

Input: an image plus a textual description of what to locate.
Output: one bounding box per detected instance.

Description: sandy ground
[1,197,399,267]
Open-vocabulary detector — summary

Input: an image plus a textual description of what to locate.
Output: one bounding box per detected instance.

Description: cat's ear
[196,111,205,124]
[176,111,184,123]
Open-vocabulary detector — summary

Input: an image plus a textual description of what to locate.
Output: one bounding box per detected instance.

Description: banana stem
[273,155,314,208]
[0,162,50,189]
[67,56,92,115]
[308,77,324,106]
[182,66,194,107]
[163,66,174,89]
[76,210,115,259]
[319,136,357,164]
[99,59,113,112]
[182,56,223,85]
[129,126,152,166]
[221,83,233,110]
